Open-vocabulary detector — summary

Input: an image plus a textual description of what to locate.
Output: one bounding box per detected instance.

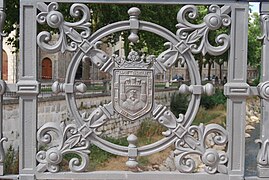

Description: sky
[249,2,260,13]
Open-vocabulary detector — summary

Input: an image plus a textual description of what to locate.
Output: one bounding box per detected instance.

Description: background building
[3,33,259,85]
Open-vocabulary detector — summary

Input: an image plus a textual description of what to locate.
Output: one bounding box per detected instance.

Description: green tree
[3,0,19,52]
[89,4,180,56]
[248,12,261,68]
[4,1,180,56]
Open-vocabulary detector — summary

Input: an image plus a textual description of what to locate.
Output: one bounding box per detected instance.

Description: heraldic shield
[112,68,154,121]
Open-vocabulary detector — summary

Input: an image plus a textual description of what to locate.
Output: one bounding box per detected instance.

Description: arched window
[42,58,52,79]
[2,50,8,81]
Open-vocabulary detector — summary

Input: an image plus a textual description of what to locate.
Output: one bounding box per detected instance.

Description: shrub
[200,88,226,109]
[4,146,19,174]
[170,93,189,117]
[251,78,260,86]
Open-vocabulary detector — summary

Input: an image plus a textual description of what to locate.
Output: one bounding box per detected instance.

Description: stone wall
[2,89,177,150]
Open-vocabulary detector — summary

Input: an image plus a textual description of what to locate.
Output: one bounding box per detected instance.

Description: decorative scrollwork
[174,124,228,174]
[0,80,6,95]
[36,122,90,173]
[0,9,6,36]
[153,104,185,137]
[37,2,91,53]
[154,42,187,75]
[82,41,115,74]
[114,50,152,68]
[258,81,269,100]
[81,103,113,136]
[0,137,7,163]
[256,139,269,167]
[176,5,231,56]
[259,14,269,41]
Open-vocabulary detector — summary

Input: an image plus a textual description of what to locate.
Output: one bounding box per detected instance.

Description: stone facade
[2,89,176,150]
[3,30,18,84]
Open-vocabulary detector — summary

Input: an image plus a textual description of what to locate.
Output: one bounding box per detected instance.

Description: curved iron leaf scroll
[36,2,230,174]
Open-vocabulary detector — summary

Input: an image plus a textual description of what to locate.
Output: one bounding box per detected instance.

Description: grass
[3,105,226,173]
[136,119,167,145]
[40,84,106,93]
[88,136,129,171]
[27,104,226,172]
[4,105,226,173]
[4,146,19,174]
[85,119,167,171]
[194,104,226,126]
[155,82,180,89]
[87,85,106,91]
[60,106,226,171]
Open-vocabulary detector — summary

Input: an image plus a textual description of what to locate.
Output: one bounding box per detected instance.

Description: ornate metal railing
[0,0,268,180]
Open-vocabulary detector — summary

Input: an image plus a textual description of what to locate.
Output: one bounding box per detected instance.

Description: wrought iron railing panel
[256,2,269,178]
[0,0,6,176]
[0,0,268,180]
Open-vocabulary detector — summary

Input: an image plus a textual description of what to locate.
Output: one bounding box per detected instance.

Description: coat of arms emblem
[112,52,154,121]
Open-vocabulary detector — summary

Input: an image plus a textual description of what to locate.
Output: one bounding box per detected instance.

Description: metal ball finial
[203,83,214,96]
[127,134,137,146]
[128,7,141,17]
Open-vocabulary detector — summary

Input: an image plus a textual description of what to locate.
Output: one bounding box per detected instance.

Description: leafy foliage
[4,1,180,55]
[4,0,19,52]
[248,12,261,67]
[170,93,189,117]
[200,88,226,109]
[4,145,19,174]
[248,12,262,83]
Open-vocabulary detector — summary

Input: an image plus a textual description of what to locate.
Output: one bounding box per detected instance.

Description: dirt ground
[95,147,172,171]
[94,105,226,171]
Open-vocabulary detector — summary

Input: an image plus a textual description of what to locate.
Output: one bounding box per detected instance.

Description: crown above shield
[113,51,155,68]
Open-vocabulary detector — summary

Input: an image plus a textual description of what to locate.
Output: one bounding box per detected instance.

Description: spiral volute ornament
[258,81,269,100]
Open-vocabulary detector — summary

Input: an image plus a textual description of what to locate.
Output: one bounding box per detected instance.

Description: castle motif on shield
[121,77,146,112]
[112,51,154,121]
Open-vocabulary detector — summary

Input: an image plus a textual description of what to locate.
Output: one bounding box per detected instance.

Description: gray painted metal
[22,0,241,4]
[256,2,269,178]
[0,0,267,180]
[0,0,6,176]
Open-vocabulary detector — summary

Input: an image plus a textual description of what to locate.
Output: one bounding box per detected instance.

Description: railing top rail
[21,0,246,4]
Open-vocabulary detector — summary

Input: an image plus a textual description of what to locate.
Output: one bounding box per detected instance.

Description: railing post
[0,0,6,176]
[257,2,269,178]
[19,1,38,180]
[224,2,249,180]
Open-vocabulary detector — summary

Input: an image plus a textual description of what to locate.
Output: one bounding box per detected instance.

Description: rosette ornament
[258,81,269,100]
[37,2,91,53]
[176,4,231,56]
